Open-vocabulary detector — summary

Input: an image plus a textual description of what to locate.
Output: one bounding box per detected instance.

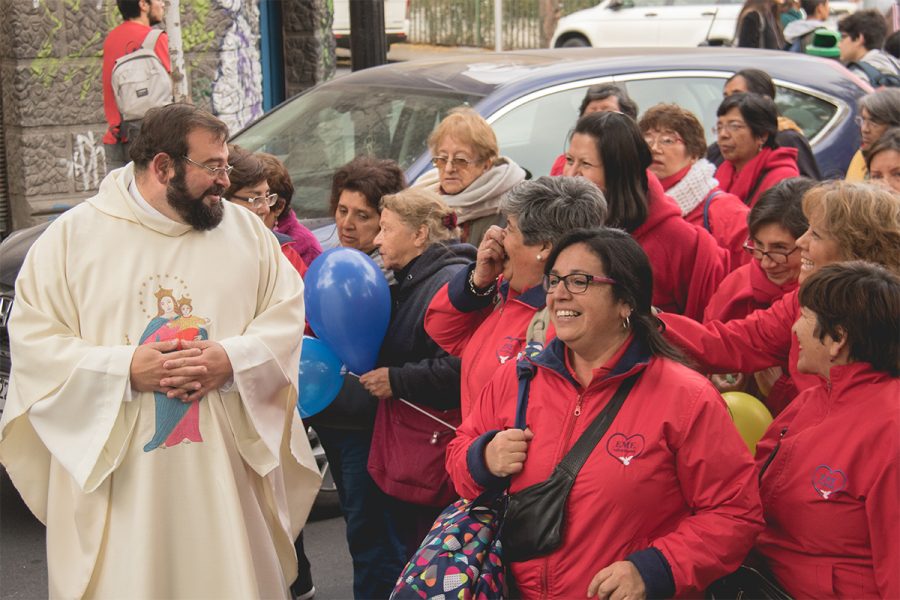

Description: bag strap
[514,363,535,430]
[743,169,770,206]
[557,372,640,477]
[702,190,723,232]
[141,28,164,52]
[850,60,883,86]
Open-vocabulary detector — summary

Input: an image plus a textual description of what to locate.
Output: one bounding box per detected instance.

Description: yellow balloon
[721,392,774,454]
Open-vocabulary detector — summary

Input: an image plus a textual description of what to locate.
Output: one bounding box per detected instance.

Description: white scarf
[666,159,720,217]
[413,156,527,223]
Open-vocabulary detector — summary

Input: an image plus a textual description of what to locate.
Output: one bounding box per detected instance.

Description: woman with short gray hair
[846,88,900,182]
[424,175,608,417]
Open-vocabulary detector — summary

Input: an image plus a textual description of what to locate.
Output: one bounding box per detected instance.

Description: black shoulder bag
[501,369,640,563]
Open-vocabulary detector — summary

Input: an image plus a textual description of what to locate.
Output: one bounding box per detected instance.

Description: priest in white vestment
[0,104,321,599]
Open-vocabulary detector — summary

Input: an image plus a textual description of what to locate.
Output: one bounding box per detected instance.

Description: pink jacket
[447,337,764,598]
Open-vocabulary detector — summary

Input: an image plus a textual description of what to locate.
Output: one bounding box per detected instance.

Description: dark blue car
[232,47,870,235]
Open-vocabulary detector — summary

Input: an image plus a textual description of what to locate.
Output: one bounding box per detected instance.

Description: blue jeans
[315,426,406,599]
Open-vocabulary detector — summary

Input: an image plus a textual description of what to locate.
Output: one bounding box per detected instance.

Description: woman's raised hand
[472,225,507,289]
[485,427,533,477]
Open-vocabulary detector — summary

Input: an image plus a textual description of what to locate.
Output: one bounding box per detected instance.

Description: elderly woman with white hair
[357,188,477,562]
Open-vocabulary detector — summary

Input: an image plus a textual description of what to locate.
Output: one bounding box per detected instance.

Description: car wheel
[559,35,590,48]
[307,427,342,519]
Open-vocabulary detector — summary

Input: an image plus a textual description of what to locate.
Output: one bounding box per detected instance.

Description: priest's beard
[166,165,225,231]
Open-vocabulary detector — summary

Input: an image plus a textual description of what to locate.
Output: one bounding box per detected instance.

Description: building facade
[0,0,335,234]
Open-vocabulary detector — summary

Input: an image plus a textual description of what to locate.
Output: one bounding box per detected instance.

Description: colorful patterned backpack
[390,492,507,599]
[390,371,533,600]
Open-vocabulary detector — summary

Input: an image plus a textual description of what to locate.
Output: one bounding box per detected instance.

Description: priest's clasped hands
[130,338,234,403]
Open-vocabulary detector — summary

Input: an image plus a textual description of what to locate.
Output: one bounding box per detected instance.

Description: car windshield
[232,83,481,219]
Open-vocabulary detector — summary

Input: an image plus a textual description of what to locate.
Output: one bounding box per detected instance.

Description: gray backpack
[111,29,173,122]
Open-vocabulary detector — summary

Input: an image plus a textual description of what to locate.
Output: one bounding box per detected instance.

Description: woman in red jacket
[754,262,900,599]
[703,177,813,415]
[639,103,750,268]
[661,181,900,401]
[424,176,608,418]
[447,228,763,599]
[714,93,800,207]
[563,111,730,320]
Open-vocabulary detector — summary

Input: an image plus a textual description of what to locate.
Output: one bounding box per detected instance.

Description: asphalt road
[0,472,354,599]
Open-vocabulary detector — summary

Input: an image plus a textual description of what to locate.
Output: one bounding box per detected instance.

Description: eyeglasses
[182,155,234,177]
[229,193,278,208]
[712,121,748,135]
[742,244,799,264]
[542,273,617,294]
[432,156,479,170]
[854,115,883,129]
[643,134,683,148]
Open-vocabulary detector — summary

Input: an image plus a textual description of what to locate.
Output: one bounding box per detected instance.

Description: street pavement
[1,471,354,599]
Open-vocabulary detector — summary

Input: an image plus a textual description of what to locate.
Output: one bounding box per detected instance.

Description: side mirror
[608,0,624,10]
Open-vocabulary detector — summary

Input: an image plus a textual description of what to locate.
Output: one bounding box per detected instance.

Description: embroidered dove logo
[812,464,847,500]
[606,434,645,466]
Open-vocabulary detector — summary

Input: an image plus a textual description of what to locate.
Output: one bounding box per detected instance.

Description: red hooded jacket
[702,261,800,415]
[754,363,900,599]
[658,166,751,270]
[424,265,554,419]
[715,147,800,208]
[635,174,730,320]
[447,337,764,598]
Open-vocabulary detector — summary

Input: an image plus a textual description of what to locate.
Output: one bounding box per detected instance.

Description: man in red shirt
[103,0,171,171]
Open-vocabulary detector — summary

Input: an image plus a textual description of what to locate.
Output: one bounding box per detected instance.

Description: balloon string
[348,372,458,431]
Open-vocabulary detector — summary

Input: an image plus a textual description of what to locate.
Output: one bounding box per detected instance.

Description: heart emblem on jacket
[606,433,645,466]
[811,464,847,500]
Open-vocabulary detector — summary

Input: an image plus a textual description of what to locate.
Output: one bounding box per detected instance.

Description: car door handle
[644,12,658,16]
[701,10,716,15]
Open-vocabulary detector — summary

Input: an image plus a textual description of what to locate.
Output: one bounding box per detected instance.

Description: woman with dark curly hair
[639,103,750,267]
[753,261,900,598]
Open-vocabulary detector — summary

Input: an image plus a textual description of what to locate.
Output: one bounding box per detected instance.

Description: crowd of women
[223,71,900,599]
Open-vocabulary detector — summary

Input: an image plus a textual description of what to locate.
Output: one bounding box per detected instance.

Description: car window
[232,84,478,219]
[773,85,837,140]
[621,75,838,141]
[618,75,727,143]
[489,85,596,177]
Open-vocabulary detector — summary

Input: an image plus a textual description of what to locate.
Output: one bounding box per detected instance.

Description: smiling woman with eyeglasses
[224,145,309,276]
[446,227,764,600]
[414,107,526,246]
[703,177,813,416]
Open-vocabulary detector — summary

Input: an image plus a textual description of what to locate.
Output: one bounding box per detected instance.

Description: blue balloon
[297,337,345,418]
[305,247,391,374]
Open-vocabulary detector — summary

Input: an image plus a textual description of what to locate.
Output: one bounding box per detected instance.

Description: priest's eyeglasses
[542,273,617,294]
[742,243,799,264]
[230,193,279,208]
[182,155,234,177]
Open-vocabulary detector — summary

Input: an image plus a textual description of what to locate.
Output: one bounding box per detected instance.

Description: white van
[333,0,409,49]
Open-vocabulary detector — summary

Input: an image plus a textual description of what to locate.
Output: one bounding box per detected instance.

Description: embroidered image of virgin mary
[141,287,210,451]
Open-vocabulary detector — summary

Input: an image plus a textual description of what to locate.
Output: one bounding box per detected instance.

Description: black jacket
[380,241,476,411]
[310,241,476,429]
